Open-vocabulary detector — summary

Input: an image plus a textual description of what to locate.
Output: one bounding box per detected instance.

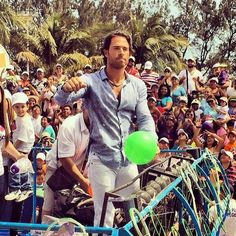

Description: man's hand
[62,77,87,92]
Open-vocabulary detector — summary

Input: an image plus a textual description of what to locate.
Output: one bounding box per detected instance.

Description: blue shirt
[171,86,187,105]
[54,68,156,169]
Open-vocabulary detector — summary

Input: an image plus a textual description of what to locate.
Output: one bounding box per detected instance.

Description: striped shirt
[226,165,236,187]
[140,70,159,95]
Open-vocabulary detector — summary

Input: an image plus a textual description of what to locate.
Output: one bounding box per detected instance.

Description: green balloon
[124,131,158,165]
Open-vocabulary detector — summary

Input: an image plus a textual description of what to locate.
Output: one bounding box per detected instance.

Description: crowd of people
[0,30,235,234]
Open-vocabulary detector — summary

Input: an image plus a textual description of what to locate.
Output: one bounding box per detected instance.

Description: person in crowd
[226,78,236,97]
[31,104,42,143]
[53,104,73,128]
[178,57,203,95]
[0,86,28,222]
[42,111,90,219]
[0,65,20,86]
[216,97,229,120]
[18,71,30,89]
[49,64,68,86]
[158,66,173,87]
[228,96,236,119]
[227,120,236,132]
[54,31,156,228]
[156,84,173,112]
[125,56,140,78]
[140,60,159,96]
[40,116,56,142]
[173,128,192,150]
[158,113,178,148]
[150,84,159,100]
[5,92,35,201]
[191,99,203,120]
[203,95,219,120]
[224,130,236,153]
[193,128,223,156]
[170,74,187,106]
[83,64,93,74]
[207,77,225,102]
[31,68,47,93]
[173,96,188,124]
[219,150,236,192]
[147,96,161,131]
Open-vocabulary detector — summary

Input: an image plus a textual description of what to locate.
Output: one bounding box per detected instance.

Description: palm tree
[131,16,188,73]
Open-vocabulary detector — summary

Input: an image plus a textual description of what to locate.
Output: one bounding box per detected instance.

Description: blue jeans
[9,172,33,192]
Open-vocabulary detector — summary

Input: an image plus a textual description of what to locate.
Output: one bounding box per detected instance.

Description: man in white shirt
[42,112,90,218]
[178,57,204,94]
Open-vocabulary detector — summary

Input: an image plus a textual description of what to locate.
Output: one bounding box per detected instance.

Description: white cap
[191,99,200,105]
[144,61,153,70]
[178,96,188,103]
[159,137,169,144]
[177,129,189,139]
[209,77,218,83]
[55,63,62,68]
[129,56,135,62]
[36,68,44,73]
[22,71,29,76]
[219,97,228,103]
[171,74,180,80]
[187,57,196,63]
[76,70,83,76]
[36,152,46,161]
[12,92,28,106]
[84,64,92,69]
[148,96,157,102]
[221,149,234,160]
[212,63,221,68]
[164,66,172,72]
[6,65,14,70]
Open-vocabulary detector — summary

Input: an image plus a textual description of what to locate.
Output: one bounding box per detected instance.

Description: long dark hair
[158,84,171,98]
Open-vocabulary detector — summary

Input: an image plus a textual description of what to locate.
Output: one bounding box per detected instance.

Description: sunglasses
[164,70,170,73]
[171,77,178,80]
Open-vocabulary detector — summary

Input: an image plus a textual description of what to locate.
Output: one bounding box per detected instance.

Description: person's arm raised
[62,77,87,93]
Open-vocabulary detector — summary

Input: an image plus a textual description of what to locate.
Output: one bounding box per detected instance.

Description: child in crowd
[224,130,236,154]
[191,99,203,121]
[5,92,35,202]
[217,97,229,120]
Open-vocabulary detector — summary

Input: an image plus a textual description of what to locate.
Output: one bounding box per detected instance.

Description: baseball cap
[164,66,172,73]
[36,152,46,161]
[144,61,153,70]
[212,63,221,68]
[171,74,180,80]
[22,71,29,76]
[23,87,30,92]
[159,137,169,144]
[229,96,236,102]
[177,129,189,139]
[84,64,92,69]
[191,99,200,105]
[148,96,157,102]
[129,56,135,62]
[219,97,228,103]
[12,92,29,106]
[55,63,62,68]
[41,132,52,140]
[36,68,44,73]
[187,57,196,63]
[178,96,188,103]
[228,130,236,137]
[209,77,218,83]
[6,65,14,70]
[221,149,234,160]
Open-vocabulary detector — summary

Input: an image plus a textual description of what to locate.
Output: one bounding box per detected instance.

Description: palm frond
[58,53,89,68]
[16,51,41,66]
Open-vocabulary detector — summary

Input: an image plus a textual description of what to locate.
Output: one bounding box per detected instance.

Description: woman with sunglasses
[203,95,219,120]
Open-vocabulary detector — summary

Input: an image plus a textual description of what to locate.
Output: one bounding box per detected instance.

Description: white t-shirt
[12,113,35,153]
[226,87,236,97]
[209,199,236,236]
[47,113,89,170]
[178,69,203,94]
[31,115,42,136]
